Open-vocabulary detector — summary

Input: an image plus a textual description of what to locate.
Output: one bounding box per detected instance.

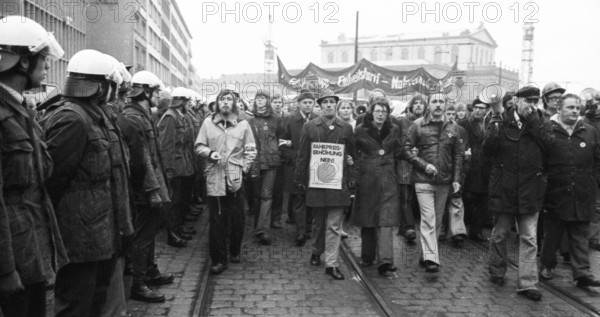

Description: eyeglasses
[546,96,560,102]
[373,110,388,115]
[473,106,487,110]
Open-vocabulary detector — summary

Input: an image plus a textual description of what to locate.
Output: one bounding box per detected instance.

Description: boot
[167,231,187,247]
[130,283,165,303]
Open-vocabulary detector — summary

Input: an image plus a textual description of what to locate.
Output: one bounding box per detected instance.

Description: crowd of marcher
[2,16,600,317]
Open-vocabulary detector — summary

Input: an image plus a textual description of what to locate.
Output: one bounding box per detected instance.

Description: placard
[308,142,344,190]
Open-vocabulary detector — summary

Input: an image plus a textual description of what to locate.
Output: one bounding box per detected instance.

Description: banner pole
[353,11,359,102]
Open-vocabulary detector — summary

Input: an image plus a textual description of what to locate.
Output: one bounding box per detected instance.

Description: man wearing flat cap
[484,86,547,301]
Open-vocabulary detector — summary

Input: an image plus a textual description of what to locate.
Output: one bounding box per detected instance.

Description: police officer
[42,49,126,316]
[157,87,195,247]
[118,70,174,302]
[0,15,68,317]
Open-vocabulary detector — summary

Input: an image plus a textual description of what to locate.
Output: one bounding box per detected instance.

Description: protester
[195,89,257,275]
[294,90,357,280]
[485,86,546,301]
[337,100,357,129]
[350,98,425,276]
[538,93,600,288]
[405,92,463,273]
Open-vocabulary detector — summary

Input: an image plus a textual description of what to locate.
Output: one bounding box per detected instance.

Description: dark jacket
[350,120,426,227]
[42,98,118,263]
[0,83,67,284]
[294,116,358,207]
[541,117,600,221]
[483,107,547,215]
[459,116,488,193]
[395,115,416,185]
[120,102,170,204]
[280,110,319,194]
[248,106,283,170]
[405,115,464,185]
[157,108,194,179]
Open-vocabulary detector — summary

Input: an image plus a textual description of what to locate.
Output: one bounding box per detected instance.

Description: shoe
[210,263,228,275]
[378,263,396,276]
[404,229,417,242]
[470,233,489,242]
[424,260,439,273]
[576,276,600,288]
[418,258,426,268]
[257,233,272,245]
[451,235,465,247]
[310,254,321,266]
[230,254,241,263]
[539,267,554,280]
[145,272,174,286]
[130,283,165,303]
[517,289,542,301]
[562,252,571,264]
[590,241,600,251]
[325,267,345,280]
[271,221,282,229]
[295,235,306,247]
[167,231,188,248]
[180,226,197,235]
[490,276,505,286]
[359,259,374,267]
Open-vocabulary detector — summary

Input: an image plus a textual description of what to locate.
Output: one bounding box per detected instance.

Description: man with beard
[294,90,357,280]
[396,94,428,243]
[460,97,492,242]
[195,89,257,274]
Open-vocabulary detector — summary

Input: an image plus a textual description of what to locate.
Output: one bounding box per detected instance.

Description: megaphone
[478,84,506,105]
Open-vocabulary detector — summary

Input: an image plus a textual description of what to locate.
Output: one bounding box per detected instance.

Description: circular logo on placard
[317,163,337,183]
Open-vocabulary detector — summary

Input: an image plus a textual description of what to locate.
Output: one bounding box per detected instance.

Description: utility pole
[353,11,359,102]
[499,61,502,86]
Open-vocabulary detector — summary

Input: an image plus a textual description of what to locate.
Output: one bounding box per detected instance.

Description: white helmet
[64,49,118,98]
[171,87,191,100]
[128,70,161,98]
[0,15,64,72]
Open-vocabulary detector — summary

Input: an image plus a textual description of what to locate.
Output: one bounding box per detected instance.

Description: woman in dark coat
[350,98,426,276]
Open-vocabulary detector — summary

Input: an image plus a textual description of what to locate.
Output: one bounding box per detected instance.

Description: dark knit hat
[297,89,315,102]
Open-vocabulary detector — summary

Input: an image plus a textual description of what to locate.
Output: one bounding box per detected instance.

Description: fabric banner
[308,142,345,190]
[278,56,457,96]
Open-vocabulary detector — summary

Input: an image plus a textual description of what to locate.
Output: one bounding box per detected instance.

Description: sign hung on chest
[309,142,345,190]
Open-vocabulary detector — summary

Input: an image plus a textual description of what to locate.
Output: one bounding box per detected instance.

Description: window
[135,43,147,70]
[327,52,334,63]
[434,46,442,64]
[341,51,348,63]
[370,49,377,61]
[451,45,459,64]
[418,47,425,59]
[386,48,393,60]
[401,48,409,60]
[135,14,146,39]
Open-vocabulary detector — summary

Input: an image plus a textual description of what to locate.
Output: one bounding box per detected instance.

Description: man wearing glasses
[485,86,546,301]
[405,92,464,273]
[541,82,566,122]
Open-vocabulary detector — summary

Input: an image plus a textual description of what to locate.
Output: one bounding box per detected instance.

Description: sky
[177,0,600,94]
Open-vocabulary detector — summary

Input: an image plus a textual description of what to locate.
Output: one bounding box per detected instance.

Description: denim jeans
[489,212,539,291]
[255,168,277,235]
[414,183,451,264]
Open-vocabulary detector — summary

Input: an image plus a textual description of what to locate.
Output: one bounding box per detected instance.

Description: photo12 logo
[201,1,340,23]
[401,1,539,23]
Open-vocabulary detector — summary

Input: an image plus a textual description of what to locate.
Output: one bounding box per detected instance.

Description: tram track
[468,239,600,317]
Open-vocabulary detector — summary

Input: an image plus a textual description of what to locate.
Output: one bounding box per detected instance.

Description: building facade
[320,25,519,103]
[0,0,200,92]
